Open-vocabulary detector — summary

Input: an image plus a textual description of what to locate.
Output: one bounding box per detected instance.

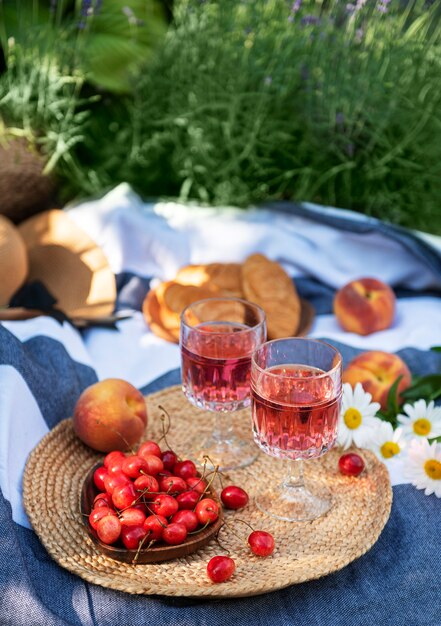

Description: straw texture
[23,385,392,598]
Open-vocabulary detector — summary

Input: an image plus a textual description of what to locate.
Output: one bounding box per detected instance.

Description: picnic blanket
[1,184,440,626]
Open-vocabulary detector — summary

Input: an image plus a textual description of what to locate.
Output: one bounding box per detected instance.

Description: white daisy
[371,422,407,461]
[337,383,382,450]
[403,438,441,497]
[397,399,441,440]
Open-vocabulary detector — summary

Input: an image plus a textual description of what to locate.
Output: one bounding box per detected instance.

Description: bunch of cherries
[88,439,275,582]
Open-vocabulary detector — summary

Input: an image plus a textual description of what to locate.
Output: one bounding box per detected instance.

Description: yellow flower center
[413,418,431,436]
[344,408,362,430]
[380,441,400,459]
[424,459,441,480]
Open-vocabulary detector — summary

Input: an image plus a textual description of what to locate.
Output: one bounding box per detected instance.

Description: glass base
[256,480,332,522]
[197,434,259,472]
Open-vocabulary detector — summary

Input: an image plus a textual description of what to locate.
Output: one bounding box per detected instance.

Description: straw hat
[17,209,116,319]
[0,215,29,306]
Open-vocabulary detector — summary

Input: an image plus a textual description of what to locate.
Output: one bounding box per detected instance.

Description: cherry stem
[94,417,135,454]
[219,519,245,543]
[197,460,219,503]
[132,535,155,565]
[231,518,255,532]
[214,523,231,554]
[157,405,173,451]
[187,521,210,535]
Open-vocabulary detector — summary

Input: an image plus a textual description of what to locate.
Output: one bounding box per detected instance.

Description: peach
[73,379,147,452]
[343,351,412,410]
[334,277,395,336]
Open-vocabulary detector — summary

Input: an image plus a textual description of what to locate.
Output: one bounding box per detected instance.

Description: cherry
[131,502,148,515]
[248,531,275,557]
[186,476,207,494]
[134,474,159,497]
[338,453,365,477]
[176,490,200,510]
[103,450,125,471]
[158,469,173,478]
[162,522,187,545]
[112,482,137,510]
[149,494,179,518]
[96,515,121,544]
[119,507,147,528]
[143,514,168,541]
[93,466,108,492]
[221,486,249,510]
[173,460,197,480]
[121,455,149,479]
[103,471,130,495]
[89,507,117,531]
[161,450,178,471]
[171,510,199,532]
[121,525,148,550]
[195,498,219,525]
[93,492,113,509]
[159,475,188,495]
[138,440,162,459]
[207,556,235,583]
[140,454,164,476]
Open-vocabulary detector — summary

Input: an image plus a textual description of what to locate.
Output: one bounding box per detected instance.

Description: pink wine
[251,365,340,460]
[181,321,259,411]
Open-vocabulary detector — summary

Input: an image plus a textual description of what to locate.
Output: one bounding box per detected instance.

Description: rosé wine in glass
[180,298,266,470]
[251,338,342,522]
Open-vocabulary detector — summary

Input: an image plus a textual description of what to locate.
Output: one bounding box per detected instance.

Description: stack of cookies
[143,253,303,343]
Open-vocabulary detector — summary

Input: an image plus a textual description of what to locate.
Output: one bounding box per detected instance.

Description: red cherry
[138,440,162,459]
[173,460,197,480]
[89,507,117,531]
[104,471,130,495]
[195,498,219,525]
[93,466,108,492]
[221,486,249,510]
[176,490,200,510]
[248,531,275,557]
[159,475,188,495]
[134,474,159,498]
[161,450,178,471]
[143,514,168,541]
[338,453,365,477]
[158,469,173,478]
[103,450,125,471]
[207,556,235,583]
[139,454,164,476]
[149,494,179,518]
[112,482,137,510]
[162,522,187,545]
[96,515,121,544]
[119,507,147,528]
[186,476,207,494]
[121,525,148,550]
[171,510,199,532]
[121,455,149,479]
[93,492,113,509]
[131,502,148,515]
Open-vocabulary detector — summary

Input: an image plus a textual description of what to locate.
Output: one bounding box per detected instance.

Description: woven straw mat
[23,385,392,598]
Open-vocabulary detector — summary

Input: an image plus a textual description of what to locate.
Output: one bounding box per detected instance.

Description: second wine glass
[180,297,266,471]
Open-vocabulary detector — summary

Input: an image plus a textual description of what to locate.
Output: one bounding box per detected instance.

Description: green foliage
[377,374,441,428]
[124,0,441,232]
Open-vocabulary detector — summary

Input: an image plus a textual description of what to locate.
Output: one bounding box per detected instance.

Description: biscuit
[176,263,243,297]
[241,253,301,339]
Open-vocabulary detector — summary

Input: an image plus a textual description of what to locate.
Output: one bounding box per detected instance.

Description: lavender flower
[301,15,320,26]
[377,0,391,13]
[288,0,302,22]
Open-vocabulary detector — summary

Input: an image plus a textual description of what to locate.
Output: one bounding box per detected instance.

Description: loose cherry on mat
[207,556,236,583]
[176,490,200,510]
[162,522,188,545]
[221,486,249,510]
[195,498,219,525]
[138,440,162,459]
[248,531,275,557]
[173,460,197,480]
[143,515,168,541]
[121,525,148,550]
[161,450,178,471]
[93,466,108,492]
[338,453,365,477]
[149,494,179,518]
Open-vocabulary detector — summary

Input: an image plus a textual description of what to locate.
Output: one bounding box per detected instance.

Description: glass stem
[283,459,305,491]
[212,411,234,445]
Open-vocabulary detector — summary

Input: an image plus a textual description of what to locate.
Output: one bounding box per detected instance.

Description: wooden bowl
[80,463,223,564]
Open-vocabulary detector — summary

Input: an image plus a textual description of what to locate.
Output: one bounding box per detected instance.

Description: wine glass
[250,338,342,522]
[180,297,266,471]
